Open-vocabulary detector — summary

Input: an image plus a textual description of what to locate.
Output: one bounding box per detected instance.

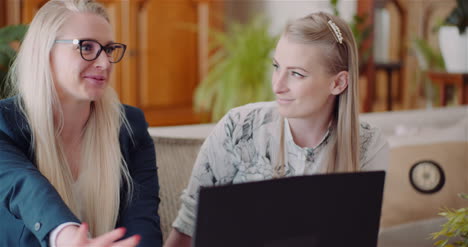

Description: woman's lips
[276,98,294,104]
[83,75,106,86]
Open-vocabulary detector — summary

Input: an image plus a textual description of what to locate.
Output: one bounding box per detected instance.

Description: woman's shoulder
[120,104,152,147]
[359,121,385,145]
[0,97,19,114]
[205,101,279,145]
[359,121,388,160]
[359,121,379,136]
[230,101,277,112]
[0,97,16,133]
[0,96,28,132]
[225,101,279,125]
[122,104,145,122]
[0,97,32,154]
[0,96,16,105]
[121,104,149,130]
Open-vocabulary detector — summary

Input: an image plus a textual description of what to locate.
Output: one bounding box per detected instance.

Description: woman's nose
[272,72,288,94]
[94,50,111,70]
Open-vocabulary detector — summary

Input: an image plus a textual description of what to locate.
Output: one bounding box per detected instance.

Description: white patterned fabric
[172,101,389,236]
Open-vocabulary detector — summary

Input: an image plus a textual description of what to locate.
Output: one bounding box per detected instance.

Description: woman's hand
[164,229,192,247]
[56,223,141,247]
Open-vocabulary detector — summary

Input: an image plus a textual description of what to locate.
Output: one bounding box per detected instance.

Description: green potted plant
[0,24,28,99]
[193,16,278,121]
[412,38,445,107]
[432,193,468,247]
[438,0,468,72]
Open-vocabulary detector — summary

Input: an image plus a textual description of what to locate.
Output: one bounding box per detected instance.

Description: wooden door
[135,0,223,125]
[136,0,200,126]
[4,0,222,126]
[0,1,6,27]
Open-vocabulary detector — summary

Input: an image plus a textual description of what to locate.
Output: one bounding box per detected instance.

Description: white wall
[225,0,357,35]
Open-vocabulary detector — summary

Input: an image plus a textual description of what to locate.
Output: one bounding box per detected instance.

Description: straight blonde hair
[9,0,132,237]
[274,12,360,176]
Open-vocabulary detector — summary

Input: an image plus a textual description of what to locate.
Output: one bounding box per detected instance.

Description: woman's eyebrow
[287,66,309,73]
[78,38,115,45]
[273,58,309,73]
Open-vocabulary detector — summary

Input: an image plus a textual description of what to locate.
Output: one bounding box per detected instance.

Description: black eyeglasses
[55,39,127,63]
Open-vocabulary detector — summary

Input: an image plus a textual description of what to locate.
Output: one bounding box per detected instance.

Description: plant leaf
[194,15,277,121]
[0,25,28,43]
[444,0,468,34]
[0,24,27,100]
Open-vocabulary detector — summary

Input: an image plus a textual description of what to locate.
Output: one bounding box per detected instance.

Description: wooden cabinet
[0,1,5,27]
[3,0,222,126]
[133,0,201,126]
[357,0,408,112]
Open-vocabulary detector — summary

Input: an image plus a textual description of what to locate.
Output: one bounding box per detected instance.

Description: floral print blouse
[172,101,389,236]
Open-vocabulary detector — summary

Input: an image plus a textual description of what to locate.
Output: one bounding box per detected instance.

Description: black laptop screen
[194,171,385,247]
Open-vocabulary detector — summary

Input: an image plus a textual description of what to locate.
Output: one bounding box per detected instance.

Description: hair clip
[327,20,343,44]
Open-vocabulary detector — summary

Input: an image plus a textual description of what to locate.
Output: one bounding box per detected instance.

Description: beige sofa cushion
[381,142,468,228]
[153,136,203,241]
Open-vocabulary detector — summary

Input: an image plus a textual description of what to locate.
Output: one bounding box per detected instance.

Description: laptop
[193,171,385,247]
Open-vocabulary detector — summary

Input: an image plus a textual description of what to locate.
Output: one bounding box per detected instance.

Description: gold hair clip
[327,20,343,44]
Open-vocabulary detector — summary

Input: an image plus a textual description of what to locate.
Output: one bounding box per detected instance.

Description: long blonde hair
[274,12,360,176]
[9,0,132,236]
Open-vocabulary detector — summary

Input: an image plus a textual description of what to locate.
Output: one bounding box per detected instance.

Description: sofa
[149,105,468,246]
[363,106,468,247]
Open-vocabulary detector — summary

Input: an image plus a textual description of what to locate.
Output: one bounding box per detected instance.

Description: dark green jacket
[0,97,162,247]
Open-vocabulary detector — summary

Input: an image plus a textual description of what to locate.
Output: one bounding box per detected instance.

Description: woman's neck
[287,113,333,149]
[56,99,91,180]
[57,99,91,145]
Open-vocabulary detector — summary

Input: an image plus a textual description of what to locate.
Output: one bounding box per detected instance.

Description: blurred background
[0,0,466,126]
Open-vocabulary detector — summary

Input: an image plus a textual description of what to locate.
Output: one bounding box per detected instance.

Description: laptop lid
[194,171,385,247]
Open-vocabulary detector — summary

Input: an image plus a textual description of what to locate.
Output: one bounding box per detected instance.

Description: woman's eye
[80,44,93,52]
[105,46,116,54]
[291,71,305,78]
[272,63,279,70]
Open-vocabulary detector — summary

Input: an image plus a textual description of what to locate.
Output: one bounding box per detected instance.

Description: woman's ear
[330,71,348,95]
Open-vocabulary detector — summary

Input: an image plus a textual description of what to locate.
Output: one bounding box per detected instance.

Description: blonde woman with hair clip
[0,0,162,246]
[164,12,389,247]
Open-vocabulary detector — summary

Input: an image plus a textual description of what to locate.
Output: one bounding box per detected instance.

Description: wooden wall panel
[0,0,30,25]
[21,0,47,23]
[118,1,139,107]
[5,0,223,126]
[140,1,198,107]
[137,0,223,126]
[138,0,200,125]
[0,0,6,27]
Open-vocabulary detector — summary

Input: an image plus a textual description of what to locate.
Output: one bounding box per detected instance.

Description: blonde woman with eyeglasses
[164,12,389,247]
[0,0,162,246]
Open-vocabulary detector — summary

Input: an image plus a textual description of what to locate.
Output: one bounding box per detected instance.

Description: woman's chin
[85,90,106,102]
[276,105,295,118]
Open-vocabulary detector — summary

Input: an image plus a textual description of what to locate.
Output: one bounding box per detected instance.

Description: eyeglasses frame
[54,39,127,63]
